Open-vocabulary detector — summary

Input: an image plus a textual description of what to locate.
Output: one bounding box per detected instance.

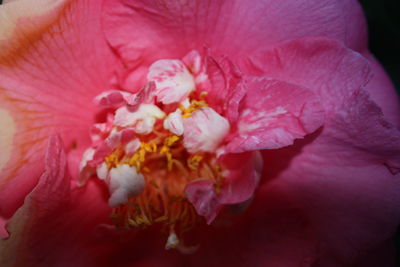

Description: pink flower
[1,0,400,266]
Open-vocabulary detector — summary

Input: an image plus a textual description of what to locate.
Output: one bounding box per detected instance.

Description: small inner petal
[108,164,145,207]
[147,59,195,104]
[183,107,230,153]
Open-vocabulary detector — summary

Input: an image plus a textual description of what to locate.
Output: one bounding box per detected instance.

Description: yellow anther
[159,145,174,171]
[155,215,168,222]
[164,135,180,147]
[128,219,137,227]
[151,143,157,152]
[188,155,203,170]
[178,97,208,118]
[199,91,208,99]
[166,153,173,171]
[105,149,122,169]
[191,100,208,108]
[150,180,159,189]
[160,145,169,154]
[139,148,146,162]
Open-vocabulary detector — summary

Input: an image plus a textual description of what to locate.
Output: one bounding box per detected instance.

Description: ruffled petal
[239,38,400,161]
[0,0,118,218]
[225,78,324,153]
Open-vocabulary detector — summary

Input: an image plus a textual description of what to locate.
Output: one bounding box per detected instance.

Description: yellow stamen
[188,155,203,170]
[179,94,209,118]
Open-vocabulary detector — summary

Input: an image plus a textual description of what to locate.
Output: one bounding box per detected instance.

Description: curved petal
[0,136,112,266]
[339,0,368,52]
[239,38,400,162]
[0,0,118,218]
[102,0,364,82]
[225,78,324,153]
[362,53,400,128]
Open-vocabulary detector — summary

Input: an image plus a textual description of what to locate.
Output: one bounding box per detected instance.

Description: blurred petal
[0,0,118,218]
[0,136,111,266]
[0,135,69,266]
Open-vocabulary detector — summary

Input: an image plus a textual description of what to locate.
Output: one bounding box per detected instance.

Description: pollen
[105,148,123,169]
[107,119,224,242]
[180,95,208,118]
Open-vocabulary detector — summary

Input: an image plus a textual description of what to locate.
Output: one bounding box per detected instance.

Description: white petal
[78,147,96,185]
[114,104,165,134]
[125,138,141,156]
[108,164,145,207]
[164,109,184,136]
[96,162,108,180]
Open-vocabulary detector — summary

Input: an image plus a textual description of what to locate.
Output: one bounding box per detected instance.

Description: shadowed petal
[0,136,111,266]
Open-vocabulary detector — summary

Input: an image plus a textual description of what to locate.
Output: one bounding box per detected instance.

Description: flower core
[79,51,231,249]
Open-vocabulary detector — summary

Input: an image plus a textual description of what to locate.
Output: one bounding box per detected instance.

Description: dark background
[0,0,399,264]
[359,0,400,265]
[360,0,400,91]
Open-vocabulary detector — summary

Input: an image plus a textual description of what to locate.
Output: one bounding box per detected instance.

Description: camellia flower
[1,0,400,266]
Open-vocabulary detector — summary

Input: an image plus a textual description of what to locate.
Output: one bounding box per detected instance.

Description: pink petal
[185,152,262,224]
[362,53,400,128]
[239,38,400,161]
[184,179,223,224]
[202,56,245,120]
[261,128,400,266]
[0,0,118,219]
[225,78,324,153]
[0,136,112,266]
[218,152,263,205]
[103,0,364,74]
[240,37,400,265]
[93,90,127,107]
[90,143,113,167]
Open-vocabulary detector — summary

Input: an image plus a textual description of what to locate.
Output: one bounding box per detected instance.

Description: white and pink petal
[183,107,230,153]
[225,77,324,153]
[147,59,195,104]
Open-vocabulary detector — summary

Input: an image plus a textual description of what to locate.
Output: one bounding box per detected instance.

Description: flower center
[79,51,231,250]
